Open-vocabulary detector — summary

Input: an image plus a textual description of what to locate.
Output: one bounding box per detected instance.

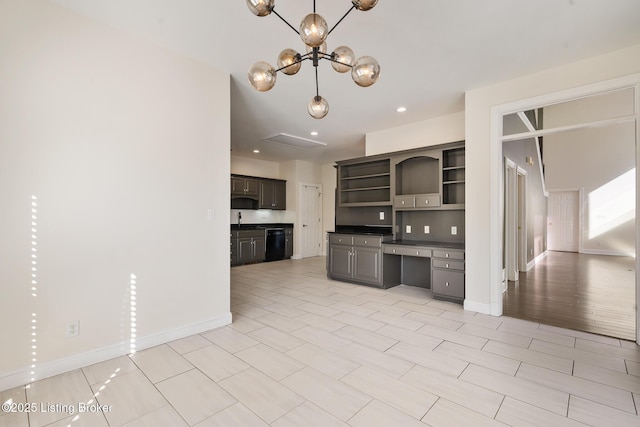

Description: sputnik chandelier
[246,0,381,119]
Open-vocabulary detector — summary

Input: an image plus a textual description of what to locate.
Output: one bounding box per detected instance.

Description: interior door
[547,190,579,252]
[300,183,323,258]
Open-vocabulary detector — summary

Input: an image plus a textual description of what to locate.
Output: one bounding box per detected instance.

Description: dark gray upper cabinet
[259,179,286,210]
[231,174,286,210]
[231,176,259,198]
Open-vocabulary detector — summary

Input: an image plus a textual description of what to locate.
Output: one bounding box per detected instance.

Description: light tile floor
[2,257,639,426]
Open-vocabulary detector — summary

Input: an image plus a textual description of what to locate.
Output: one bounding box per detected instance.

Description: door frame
[504,157,518,282]
[489,73,640,344]
[517,167,528,272]
[298,182,323,258]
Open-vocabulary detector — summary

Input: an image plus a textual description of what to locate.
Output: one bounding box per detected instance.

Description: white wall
[0,0,231,389]
[465,44,640,314]
[545,123,635,255]
[231,155,280,179]
[366,111,465,155]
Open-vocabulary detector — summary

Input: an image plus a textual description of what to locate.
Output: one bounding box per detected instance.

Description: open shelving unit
[338,159,391,206]
[442,147,465,207]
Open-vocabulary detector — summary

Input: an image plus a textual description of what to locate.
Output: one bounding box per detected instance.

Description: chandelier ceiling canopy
[246,0,381,119]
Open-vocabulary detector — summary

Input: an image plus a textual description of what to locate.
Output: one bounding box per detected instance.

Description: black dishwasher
[265,228,285,261]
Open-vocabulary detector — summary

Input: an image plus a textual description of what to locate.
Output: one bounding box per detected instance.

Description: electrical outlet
[66,321,79,337]
[379,211,384,220]
[424,225,430,234]
[451,226,457,235]
[406,225,412,233]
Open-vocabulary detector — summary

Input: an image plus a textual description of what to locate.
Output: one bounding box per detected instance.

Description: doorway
[492,76,639,343]
[299,183,323,258]
[547,190,580,252]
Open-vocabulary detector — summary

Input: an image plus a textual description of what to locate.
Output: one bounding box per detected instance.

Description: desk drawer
[432,269,464,299]
[432,259,464,271]
[394,195,415,208]
[383,245,431,258]
[415,193,441,208]
[432,250,464,260]
[353,236,382,248]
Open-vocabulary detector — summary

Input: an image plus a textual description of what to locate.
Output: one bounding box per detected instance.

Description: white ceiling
[50,0,640,163]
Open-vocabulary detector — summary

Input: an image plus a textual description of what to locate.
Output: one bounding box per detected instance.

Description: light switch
[406,225,412,233]
[379,211,385,220]
[424,225,430,234]
[451,226,457,235]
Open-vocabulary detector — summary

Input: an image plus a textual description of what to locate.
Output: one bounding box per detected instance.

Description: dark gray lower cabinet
[233,230,265,265]
[284,228,293,259]
[431,249,465,302]
[328,233,385,287]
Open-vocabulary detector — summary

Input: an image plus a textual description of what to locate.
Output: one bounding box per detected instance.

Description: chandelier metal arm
[325,54,354,69]
[271,7,300,35]
[328,4,356,35]
[274,55,310,73]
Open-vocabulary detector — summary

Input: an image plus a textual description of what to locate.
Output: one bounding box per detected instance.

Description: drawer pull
[445,282,450,287]
[445,253,449,258]
[416,251,420,255]
[364,240,367,244]
[392,249,396,253]
[401,200,405,205]
[446,263,449,268]
[425,199,429,204]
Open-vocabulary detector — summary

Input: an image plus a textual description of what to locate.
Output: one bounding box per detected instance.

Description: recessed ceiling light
[253,149,260,153]
[396,106,407,113]
[310,131,318,136]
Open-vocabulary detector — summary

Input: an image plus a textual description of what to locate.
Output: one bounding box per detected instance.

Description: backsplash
[230,209,296,225]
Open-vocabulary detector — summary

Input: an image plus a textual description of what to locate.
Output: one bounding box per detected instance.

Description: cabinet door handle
[445,282,450,287]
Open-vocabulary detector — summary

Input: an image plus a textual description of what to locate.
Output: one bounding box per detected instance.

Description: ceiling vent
[262,133,327,150]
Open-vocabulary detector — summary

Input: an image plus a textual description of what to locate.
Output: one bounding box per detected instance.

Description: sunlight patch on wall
[129,274,137,355]
[30,195,39,382]
[588,168,635,239]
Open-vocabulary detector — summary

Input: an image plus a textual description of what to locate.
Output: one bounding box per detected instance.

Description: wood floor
[503,251,636,341]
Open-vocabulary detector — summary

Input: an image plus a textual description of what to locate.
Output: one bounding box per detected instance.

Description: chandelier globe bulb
[352,0,378,11]
[308,95,329,119]
[331,46,355,73]
[351,56,380,87]
[278,49,302,75]
[300,13,329,48]
[246,0,275,16]
[248,61,277,91]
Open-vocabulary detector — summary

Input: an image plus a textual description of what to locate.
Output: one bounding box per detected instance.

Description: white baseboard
[464,299,492,315]
[0,312,232,392]
[581,248,634,257]
[527,250,548,271]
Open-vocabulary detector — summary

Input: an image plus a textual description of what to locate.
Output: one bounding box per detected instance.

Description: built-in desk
[382,240,465,303]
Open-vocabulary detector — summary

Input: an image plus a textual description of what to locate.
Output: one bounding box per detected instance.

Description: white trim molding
[0,312,232,392]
